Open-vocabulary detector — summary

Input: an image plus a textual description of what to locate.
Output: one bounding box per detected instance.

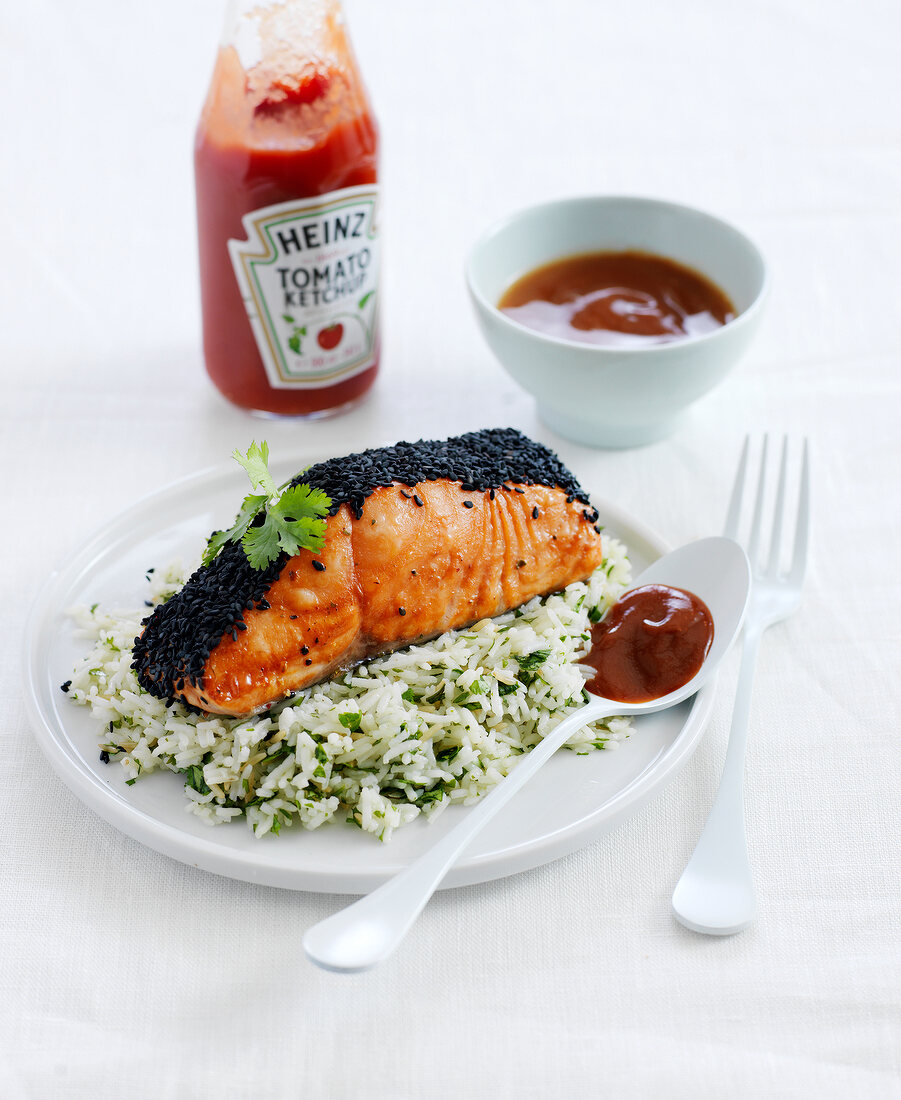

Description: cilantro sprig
[202,442,331,571]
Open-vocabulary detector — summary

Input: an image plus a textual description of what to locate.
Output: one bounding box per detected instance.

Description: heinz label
[228,185,380,389]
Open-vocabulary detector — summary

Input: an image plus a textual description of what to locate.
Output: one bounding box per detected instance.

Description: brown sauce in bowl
[498,250,735,348]
[583,584,714,703]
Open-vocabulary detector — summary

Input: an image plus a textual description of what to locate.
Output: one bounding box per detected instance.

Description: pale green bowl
[466,196,767,448]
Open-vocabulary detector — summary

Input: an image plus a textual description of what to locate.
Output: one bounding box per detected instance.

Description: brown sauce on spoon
[498,250,735,348]
[584,584,714,703]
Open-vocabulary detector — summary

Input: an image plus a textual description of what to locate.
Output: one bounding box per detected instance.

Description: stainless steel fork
[671,436,810,935]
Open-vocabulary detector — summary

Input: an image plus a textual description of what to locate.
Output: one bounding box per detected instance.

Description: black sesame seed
[400,490,412,498]
[411,569,417,575]
[289,614,298,620]
[301,645,309,655]
[399,607,406,616]
[513,487,524,494]
[305,658,313,666]
[489,489,495,500]
[532,506,540,519]
[60,680,71,693]
[463,500,474,508]
[413,494,423,507]
[312,560,326,572]
[99,750,110,764]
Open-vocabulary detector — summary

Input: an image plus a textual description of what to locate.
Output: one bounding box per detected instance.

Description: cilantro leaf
[233,441,277,499]
[202,443,332,571]
[242,520,283,571]
[274,484,331,556]
[202,492,267,567]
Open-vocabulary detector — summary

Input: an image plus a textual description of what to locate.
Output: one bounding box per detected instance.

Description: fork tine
[747,435,769,566]
[723,435,750,539]
[766,436,789,574]
[788,437,810,586]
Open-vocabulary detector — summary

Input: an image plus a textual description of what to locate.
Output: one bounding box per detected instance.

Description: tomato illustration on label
[317,323,343,351]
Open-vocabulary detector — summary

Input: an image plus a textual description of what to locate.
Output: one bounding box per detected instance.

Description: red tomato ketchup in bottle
[195,0,380,416]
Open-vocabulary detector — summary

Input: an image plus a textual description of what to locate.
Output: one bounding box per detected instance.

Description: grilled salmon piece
[134,429,602,716]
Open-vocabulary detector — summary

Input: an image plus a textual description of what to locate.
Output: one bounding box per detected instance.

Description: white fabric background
[2,0,899,1095]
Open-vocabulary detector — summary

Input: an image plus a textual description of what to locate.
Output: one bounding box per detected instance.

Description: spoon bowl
[586,535,752,713]
[303,536,751,972]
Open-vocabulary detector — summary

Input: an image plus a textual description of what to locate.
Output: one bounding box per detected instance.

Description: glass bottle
[195,0,380,416]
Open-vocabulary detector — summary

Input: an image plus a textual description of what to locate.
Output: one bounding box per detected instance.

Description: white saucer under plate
[24,457,714,894]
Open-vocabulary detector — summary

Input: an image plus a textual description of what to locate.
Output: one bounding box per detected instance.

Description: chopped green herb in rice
[64,541,633,841]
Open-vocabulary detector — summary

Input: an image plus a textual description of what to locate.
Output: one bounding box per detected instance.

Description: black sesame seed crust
[288,427,592,519]
[132,542,283,698]
[132,428,595,701]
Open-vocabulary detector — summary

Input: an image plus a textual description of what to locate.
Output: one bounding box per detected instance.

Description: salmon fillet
[134,429,602,716]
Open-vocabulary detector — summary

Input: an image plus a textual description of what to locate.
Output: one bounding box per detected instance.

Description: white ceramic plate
[24,457,713,894]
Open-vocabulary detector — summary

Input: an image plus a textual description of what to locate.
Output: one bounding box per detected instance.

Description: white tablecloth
[2,0,899,1095]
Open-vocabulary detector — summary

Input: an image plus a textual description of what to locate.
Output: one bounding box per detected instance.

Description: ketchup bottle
[195,0,380,417]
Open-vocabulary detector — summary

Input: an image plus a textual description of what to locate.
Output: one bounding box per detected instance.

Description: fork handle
[716,621,763,794]
[671,622,763,935]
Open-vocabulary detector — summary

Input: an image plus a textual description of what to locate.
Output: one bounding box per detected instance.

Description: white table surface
[2,0,900,1095]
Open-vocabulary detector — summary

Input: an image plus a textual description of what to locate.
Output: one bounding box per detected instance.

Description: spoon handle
[303,700,608,972]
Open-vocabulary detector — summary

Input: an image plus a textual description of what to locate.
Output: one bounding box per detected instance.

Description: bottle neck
[200,0,373,154]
